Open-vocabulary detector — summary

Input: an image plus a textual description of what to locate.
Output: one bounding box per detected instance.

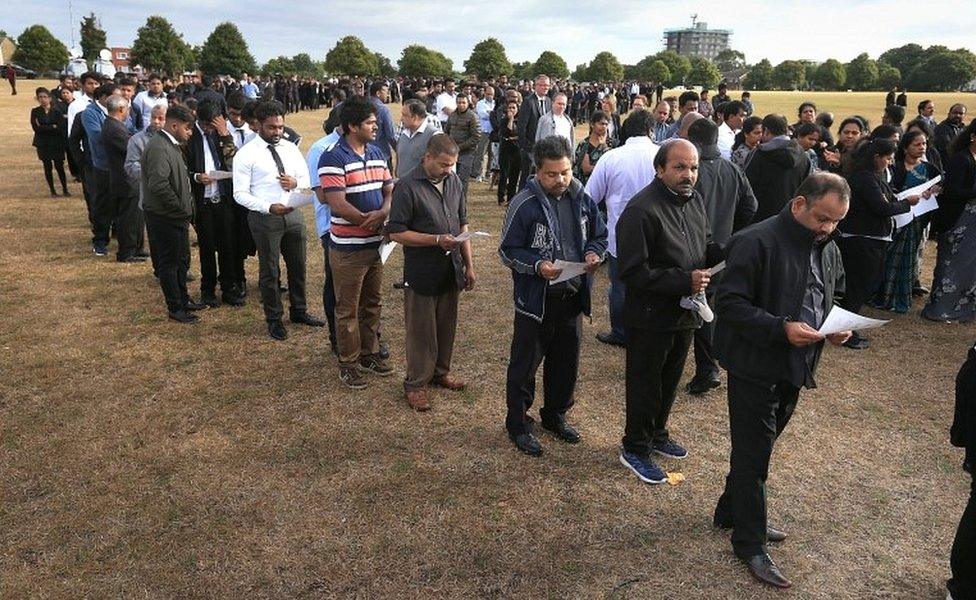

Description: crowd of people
[27,67,976,595]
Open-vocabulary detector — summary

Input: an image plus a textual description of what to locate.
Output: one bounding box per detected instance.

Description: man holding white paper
[498,136,607,457]
[711,173,852,589]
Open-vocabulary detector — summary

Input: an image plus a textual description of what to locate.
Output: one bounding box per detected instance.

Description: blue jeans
[607,254,627,341]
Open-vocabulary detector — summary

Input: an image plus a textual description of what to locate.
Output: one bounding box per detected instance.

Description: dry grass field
[1,83,975,599]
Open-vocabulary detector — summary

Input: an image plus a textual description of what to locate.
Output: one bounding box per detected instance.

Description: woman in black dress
[30,87,69,197]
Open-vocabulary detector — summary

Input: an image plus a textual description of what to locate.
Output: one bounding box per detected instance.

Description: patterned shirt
[318,136,392,251]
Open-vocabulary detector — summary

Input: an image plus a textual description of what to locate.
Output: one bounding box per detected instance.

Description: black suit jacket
[186,124,236,204]
[102,116,133,198]
[517,94,552,151]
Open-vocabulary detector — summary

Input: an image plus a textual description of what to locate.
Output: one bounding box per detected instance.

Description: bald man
[616,139,724,484]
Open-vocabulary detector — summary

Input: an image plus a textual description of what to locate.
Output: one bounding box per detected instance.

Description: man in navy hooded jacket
[499,135,608,457]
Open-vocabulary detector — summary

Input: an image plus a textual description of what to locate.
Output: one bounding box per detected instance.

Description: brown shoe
[405,388,430,412]
[431,375,466,391]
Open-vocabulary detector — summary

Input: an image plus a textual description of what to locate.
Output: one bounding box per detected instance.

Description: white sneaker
[680,292,714,322]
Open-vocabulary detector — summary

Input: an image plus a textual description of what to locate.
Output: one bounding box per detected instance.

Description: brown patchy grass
[1,83,973,599]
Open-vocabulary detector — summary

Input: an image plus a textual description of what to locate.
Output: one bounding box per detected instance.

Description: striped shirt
[318,136,392,250]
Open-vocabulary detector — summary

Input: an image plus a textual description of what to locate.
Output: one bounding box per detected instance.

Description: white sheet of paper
[208,170,233,180]
[454,230,492,243]
[549,259,589,285]
[817,306,890,336]
[708,261,726,276]
[379,240,398,264]
[282,188,316,208]
[895,175,941,201]
[893,193,941,229]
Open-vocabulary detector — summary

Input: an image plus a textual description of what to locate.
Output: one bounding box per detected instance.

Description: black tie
[267,143,285,176]
[238,130,245,145]
[539,98,544,114]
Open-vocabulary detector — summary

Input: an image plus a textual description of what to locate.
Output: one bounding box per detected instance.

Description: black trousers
[505,294,581,436]
[194,198,239,295]
[497,143,521,205]
[623,327,694,457]
[714,374,800,558]
[517,149,534,191]
[320,235,338,348]
[115,191,141,260]
[145,212,191,313]
[693,288,720,379]
[949,475,976,600]
[234,202,255,285]
[81,164,95,219]
[89,168,113,246]
[247,210,307,322]
[837,236,888,315]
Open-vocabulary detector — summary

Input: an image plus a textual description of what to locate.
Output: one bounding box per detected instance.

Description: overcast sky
[9,0,976,68]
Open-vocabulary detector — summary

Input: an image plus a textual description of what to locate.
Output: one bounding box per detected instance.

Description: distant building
[109,47,133,72]
[664,16,731,61]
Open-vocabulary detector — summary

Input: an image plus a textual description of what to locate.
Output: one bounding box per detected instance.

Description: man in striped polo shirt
[319,96,395,389]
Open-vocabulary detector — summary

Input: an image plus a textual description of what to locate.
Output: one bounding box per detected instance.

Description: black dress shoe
[117,255,148,263]
[542,421,581,444]
[509,432,543,456]
[843,334,870,350]
[290,312,325,327]
[714,520,787,543]
[742,553,792,589]
[184,299,206,311]
[595,331,626,348]
[378,341,390,360]
[168,310,199,324]
[268,320,288,340]
[686,374,721,395]
[200,293,221,308]
[134,250,150,259]
[222,291,245,306]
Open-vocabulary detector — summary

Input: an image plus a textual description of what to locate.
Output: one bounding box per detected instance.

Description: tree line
[10,15,976,92]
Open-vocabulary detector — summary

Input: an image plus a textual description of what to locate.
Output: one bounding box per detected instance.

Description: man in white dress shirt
[132,74,168,130]
[233,100,325,340]
[435,79,458,125]
[717,100,747,161]
[584,110,660,348]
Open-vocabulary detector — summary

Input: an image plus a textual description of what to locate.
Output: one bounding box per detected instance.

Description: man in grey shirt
[396,100,439,178]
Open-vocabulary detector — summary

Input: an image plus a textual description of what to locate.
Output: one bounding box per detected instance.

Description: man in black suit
[195,75,228,115]
[101,94,144,263]
[516,74,552,189]
[186,98,242,307]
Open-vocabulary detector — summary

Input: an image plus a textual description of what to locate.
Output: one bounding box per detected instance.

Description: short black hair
[369,80,387,96]
[35,86,50,96]
[340,95,377,130]
[202,75,214,88]
[687,118,718,147]
[166,105,196,125]
[870,124,900,141]
[254,99,285,122]
[226,92,248,111]
[761,114,789,137]
[722,100,746,120]
[678,90,700,107]
[403,99,427,119]
[197,98,223,122]
[93,83,116,100]
[620,109,654,139]
[917,99,933,114]
[794,122,819,138]
[838,116,865,134]
[798,101,817,115]
[79,71,99,85]
[147,73,162,83]
[532,135,573,169]
[794,172,850,206]
[426,134,459,157]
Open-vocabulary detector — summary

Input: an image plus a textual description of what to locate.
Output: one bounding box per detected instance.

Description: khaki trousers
[403,287,459,391]
[330,248,383,365]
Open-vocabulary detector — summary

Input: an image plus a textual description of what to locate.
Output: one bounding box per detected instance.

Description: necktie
[238,130,245,145]
[539,98,544,114]
[267,143,285,176]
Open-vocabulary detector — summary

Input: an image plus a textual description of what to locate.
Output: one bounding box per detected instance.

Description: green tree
[905,50,976,92]
[771,60,806,90]
[652,50,691,85]
[291,53,323,77]
[397,44,453,78]
[79,12,106,65]
[325,35,379,76]
[531,50,569,79]
[743,58,773,90]
[262,55,294,76]
[375,52,396,78]
[813,59,846,90]
[512,61,533,80]
[641,60,670,86]
[130,16,192,75]
[876,62,901,90]
[586,51,624,82]
[714,49,746,74]
[845,53,879,91]
[198,22,255,76]
[13,25,69,72]
[878,44,925,81]
[571,63,588,81]
[464,38,513,78]
[803,62,817,90]
[687,56,721,87]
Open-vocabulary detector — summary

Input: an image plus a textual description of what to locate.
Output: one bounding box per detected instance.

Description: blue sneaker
[619,451,667,484]
[92,243,108,257]
[653,439,689,460]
